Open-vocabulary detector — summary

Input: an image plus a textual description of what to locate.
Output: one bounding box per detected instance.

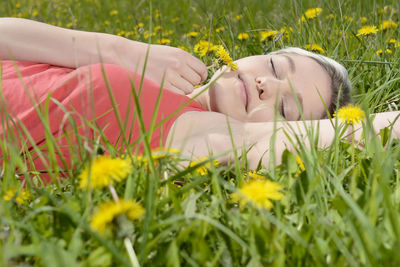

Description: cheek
[209,82,238,112]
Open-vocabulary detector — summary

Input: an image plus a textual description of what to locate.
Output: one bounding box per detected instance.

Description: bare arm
[0,18,207,94]
[167,111,400,169]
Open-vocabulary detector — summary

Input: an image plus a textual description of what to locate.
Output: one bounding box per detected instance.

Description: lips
[238,74,249,111]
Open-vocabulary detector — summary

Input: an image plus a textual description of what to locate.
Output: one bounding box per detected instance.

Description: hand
[371,111,400,138]
[130,43,208,95]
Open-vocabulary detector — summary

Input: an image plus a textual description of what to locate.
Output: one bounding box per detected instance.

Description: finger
[179,66,202,86]
[169,73,195,95]
[163,83,185,95]
[185,55,208,82]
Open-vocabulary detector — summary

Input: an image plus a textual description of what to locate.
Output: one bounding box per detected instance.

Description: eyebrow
[282,54,296,73]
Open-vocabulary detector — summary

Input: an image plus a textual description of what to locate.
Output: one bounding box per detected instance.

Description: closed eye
[279,100,286,119]
[270,58,277,78]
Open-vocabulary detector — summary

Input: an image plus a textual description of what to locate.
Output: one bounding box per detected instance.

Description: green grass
[1,0,400,266]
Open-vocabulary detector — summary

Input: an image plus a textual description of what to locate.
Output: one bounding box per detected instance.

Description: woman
[1,18,399,173]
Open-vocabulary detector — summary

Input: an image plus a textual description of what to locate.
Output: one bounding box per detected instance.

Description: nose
[255,76,278,100]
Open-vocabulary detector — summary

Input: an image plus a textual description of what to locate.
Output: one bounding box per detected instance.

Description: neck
[187,83,211,111]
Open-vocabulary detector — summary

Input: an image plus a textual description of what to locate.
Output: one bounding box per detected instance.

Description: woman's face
[206,53,332,122]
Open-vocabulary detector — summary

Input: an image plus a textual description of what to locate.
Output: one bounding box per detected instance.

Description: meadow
[1,0,400,266]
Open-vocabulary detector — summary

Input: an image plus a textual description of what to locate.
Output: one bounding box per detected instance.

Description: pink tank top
[1,61,205,177]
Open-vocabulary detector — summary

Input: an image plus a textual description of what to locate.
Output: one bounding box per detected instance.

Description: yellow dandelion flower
[155,9,161,18]
[229,62,238,71]
[380,6,397,15]
[194,40,216,57]
[305,7,323,19]
[237,32,249,40]
[110,10,118,16]
[260,30,278,42]
[304,44,325,54]
[385,49,393,54]
[79,155,132,189]
[379,20,398,30]
[231,179,284,210]
[171,17,179,23]
[361,17,367,24]
[326,14,335,19]
[388,39,400,48]
[150,147,180,160]
[15,3,21,8]
[235,14,243,20]
[154,26,162,32]
[178,45,189,51]
[215,45,237,70]
[164,30,174,36]
[376,49,383,55]
[32,9,39,17]
[3,188,31,205]
[334,104,365,125]
[157,38,171,45]
[90,199,144,234]
[216,26,225,33]
[116,29,125,36]
[134,147,181,165]
[280,26,293,39]
[300,7,323,22]
[188,31,199,37]
[246,170,265,180]
[189,157,220,176]
[356,25,378,36]
[296,156,306,176]
[344,16,353,22]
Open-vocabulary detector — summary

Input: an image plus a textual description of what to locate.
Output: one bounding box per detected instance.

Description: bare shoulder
[166,111,248,162]
[169,111,233,140]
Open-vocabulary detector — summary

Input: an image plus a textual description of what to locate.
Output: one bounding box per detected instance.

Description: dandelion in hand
[214,45,238,70]
[356,25,378,36]
[194,40,217,58]
[231,179,284,210]
[79,155,132,189]
[334,104,365,125]
[90,199,145,234]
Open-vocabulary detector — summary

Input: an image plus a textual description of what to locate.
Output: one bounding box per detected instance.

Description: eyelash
[270,58,277,78]
[279,100,286,118]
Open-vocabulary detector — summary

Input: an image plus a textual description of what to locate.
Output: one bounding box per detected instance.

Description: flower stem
[108,184,119,203]
[124,237,140,267]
